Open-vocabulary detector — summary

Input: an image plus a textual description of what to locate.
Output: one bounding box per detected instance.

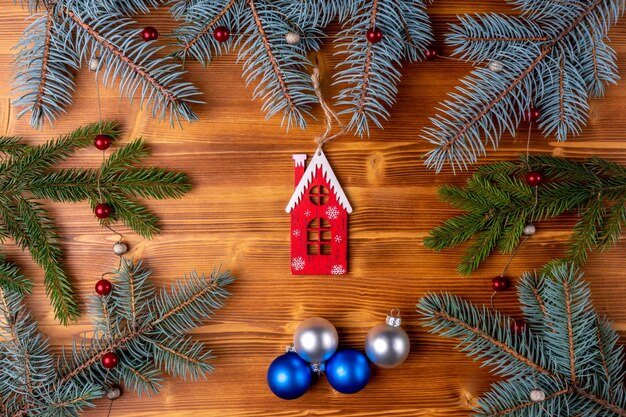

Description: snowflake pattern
[292,257,306,271]
[326,206,340,220]
[304,209,311,217]
[334,235,342,243]
[331,265,346,275]
[293,229,301,238]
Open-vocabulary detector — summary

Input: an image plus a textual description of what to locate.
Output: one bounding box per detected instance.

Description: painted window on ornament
[308,185,329,206]
[307,218,332,255]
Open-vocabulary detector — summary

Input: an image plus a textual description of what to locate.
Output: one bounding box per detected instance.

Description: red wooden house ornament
[286,148,352,275]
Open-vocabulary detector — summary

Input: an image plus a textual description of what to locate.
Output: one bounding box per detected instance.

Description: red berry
[366,27,383,43]
[492,276,510,292]
[526,171,544,187]
[511,320,526,335]
[525,107,541,123]
[425,48,438,60]
[95,203,112,219]
[94,134,112,151]
[102,352,119,369]
[213,26,230,43]
[95,279,112,296]
[141,26,159,42]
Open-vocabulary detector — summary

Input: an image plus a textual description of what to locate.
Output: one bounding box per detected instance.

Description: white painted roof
[285,148,353,214]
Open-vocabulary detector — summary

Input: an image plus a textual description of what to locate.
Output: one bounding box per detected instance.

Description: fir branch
[334,0,432,136]
[13,2,200,128]
[173,0,317,129]
[0,258,32,295]
[3,259,232,416]
[0,122,192,323]
[425,156,626,275]
[422,0,624,171]
[419,262,626,417]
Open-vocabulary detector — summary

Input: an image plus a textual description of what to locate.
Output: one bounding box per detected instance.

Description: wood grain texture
[1,1,626,416]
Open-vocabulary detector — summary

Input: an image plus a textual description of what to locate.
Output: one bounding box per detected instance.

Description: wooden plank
[1,2,626,416]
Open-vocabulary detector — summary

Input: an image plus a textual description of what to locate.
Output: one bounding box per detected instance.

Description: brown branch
[589,26,601,88]
[355,0,379,117]
[61,8,179,105]
[595,319,614,400]
[245,0,295,111]
[154,341,203,365]
[489,389,569,416]
[440,0,605,152]
[563,278,577,383]
[182,0,238,53]
[434,310,556,377]
[465,36,548,42]
[129,270,137,329]
[33,8,54,114]
[572,385,626,417]
[531,286,549,318]
[559,52,565,125]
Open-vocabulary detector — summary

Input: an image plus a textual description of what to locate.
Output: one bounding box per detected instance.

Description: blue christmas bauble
[267,352,313,400]
[325,349,371,394]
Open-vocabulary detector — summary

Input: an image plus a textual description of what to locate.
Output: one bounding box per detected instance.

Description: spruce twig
[419,262,626,417]
[0,122,191,324]
[425,156,626,275]
[1,259,234,416]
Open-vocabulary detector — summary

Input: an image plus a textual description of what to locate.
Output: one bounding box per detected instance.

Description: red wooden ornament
[286,149,352,275]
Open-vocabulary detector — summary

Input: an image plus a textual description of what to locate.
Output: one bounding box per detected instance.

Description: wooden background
[2,1,626,416]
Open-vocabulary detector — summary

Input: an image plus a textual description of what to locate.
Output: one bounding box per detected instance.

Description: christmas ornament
[524,107,541,123]
[140,26,159,42]
[325,349,370,394]
[213,26,230,43]
[293,317,338,364]
[530,388,546,403]
[365,309,410,368]
[285,31,301,45]
[525,171,544,187]
[491,276,510,291]
[488,60,503,72]
[366,27,383,43]
[95,203,112,219]
[101,351,119,369]
[95,278,112,296]
[267,352,313,400]
[286,149,352,275]
[113,241,128,255]
[94,134,112,150]
[523,224,536,236]
[425,48,438,60]
[511,320,526,335]
[89,57,100,71]
[106,385,122,400]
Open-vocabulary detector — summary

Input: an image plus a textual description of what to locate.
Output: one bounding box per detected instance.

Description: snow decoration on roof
[285,148,353,214]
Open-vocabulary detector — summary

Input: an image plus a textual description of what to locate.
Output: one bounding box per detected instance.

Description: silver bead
[523,224,536,236]
[285,32,301,45]
[112,241,128,256]
[365,309,410,368]
[89,57,100,71]
[530,388,546,403]
[488,60,503,72]
[106,385,122,400]
[293,317,338,364]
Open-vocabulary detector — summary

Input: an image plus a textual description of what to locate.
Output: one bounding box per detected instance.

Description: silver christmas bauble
[89,57,100,71]
[365,310,410,368]
[106,385,122,400]
[488,60,503,72]
[530,388,546,403]
[523,224,536,236]
[293,317,338,364]
[285,31,301,45]
[112,241,128,256]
